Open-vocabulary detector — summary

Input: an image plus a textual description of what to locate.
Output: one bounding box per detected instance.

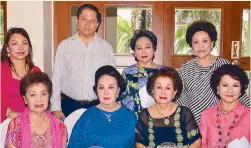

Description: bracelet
[7,110,14,118]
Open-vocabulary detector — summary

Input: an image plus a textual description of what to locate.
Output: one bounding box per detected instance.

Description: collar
[217,99,240,115]
[70,32,103,42]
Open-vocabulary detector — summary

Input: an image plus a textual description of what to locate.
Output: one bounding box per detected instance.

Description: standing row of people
[1,3,250,148]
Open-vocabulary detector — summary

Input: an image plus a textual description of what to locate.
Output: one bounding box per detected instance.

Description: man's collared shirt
[50,33,116,111]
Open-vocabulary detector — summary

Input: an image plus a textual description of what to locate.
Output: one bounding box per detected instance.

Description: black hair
[77,4,101,32]
[210,64,249,99]
[93,65,126,101]
[186,20,217,47]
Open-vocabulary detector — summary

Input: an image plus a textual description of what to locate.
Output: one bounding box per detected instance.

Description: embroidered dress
[4,108,68,148]
[68,106,136,148]
[199,100,250,148]
[120,64,165,118]
[176,57,250,123]
[136,106,201,148]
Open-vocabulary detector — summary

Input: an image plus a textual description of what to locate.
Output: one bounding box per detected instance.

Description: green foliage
[241,10,249,57]
[116,8,152,55]
[0,5,4,48]
[117,15,133,54]
[174,9,221,55]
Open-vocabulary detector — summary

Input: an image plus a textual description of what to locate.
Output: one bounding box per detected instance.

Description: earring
[217,87,219,94]
[7,52,10,57]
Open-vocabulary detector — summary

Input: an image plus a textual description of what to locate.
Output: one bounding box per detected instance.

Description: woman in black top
[136,67,201,148]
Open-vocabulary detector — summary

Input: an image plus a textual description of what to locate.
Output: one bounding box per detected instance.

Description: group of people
[1,3,250,148]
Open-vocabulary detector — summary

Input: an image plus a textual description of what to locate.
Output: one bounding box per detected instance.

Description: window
[105,6,152,55]
[241,9,250,57]
[0,1,6,49]
[174,9,221,56]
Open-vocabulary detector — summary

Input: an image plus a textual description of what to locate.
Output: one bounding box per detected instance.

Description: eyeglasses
[79,18,97,25]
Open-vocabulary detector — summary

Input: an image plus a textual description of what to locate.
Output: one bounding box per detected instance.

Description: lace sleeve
[5,118,22,148]
[59,121,68,148]
[175,68,187,106]
[199,111,209,147]
[182,107,201,145]
[135,111,149,146]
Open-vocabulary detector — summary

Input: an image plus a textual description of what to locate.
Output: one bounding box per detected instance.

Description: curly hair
[210,64,249,99]
[93,65,126,101]
[186,20,217,47]
[20,71,52,98]
[130,29,157,62]
[146,67,183,102]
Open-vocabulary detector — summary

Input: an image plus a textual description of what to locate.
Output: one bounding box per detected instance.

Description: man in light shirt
[51,4,115,120]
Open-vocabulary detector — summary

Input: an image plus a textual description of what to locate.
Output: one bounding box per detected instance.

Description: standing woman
[1,27,40,122]
[121,29,165,118]
[176,21,250,123]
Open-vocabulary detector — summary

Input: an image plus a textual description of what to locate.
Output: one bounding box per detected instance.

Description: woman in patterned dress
[5,72,68,148]
[136,68,201,148]
[120,29,164,118]
[176,21,250,124]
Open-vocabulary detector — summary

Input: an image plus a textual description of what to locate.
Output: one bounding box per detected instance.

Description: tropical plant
[117,8,152,54]
[241,10,249,57]
[175,9,221,55]
[0,5,4,48]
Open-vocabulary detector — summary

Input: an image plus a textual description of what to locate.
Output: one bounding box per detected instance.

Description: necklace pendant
[164,118,169,125]
[107,116,111,122]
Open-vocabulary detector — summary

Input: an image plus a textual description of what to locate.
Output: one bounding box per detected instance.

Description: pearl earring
[7,53,10,57]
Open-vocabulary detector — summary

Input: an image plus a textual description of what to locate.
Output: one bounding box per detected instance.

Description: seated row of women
[4,63,250,148]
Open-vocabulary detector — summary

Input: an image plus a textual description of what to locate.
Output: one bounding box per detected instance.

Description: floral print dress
[120,64,165,119]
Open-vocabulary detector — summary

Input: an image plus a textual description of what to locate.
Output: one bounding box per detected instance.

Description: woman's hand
[135,143,148,148]
[52,110,65,121]
[6,108,20,119]
[188,139,202,148]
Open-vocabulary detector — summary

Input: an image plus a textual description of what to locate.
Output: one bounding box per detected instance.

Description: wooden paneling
[54,1,250,70]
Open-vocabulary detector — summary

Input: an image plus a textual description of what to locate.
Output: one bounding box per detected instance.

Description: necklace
[216,107,239,148]
[30,114,51,147]
[155,103,172,125]
[100,104,118,123]
[11,63,28,78]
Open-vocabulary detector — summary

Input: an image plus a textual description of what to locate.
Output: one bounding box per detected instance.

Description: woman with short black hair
[200,64,250,147]
[176,21,250,123]
[120,29,165,119]
[68,65,136,148]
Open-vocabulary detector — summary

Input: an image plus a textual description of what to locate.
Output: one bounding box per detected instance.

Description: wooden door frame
[54,1,164,66]
[54,1,250,70]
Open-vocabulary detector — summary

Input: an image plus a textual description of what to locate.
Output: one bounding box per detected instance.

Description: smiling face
[23,83,49,114]
[152,76,177,104]
[134,37,155,65]
[191,31,213,59]
[7,33,29,61]
[77,9,99,38]
[218,75,241,104]
[97,75,119,106]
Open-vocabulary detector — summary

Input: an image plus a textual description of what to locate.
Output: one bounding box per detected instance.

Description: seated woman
[68,65,137,148]
[136,67,201,148]
[5,72,68,148]
[199,64,250,147]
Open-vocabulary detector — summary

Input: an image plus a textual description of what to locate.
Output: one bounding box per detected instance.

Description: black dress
[136,106,201,148]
